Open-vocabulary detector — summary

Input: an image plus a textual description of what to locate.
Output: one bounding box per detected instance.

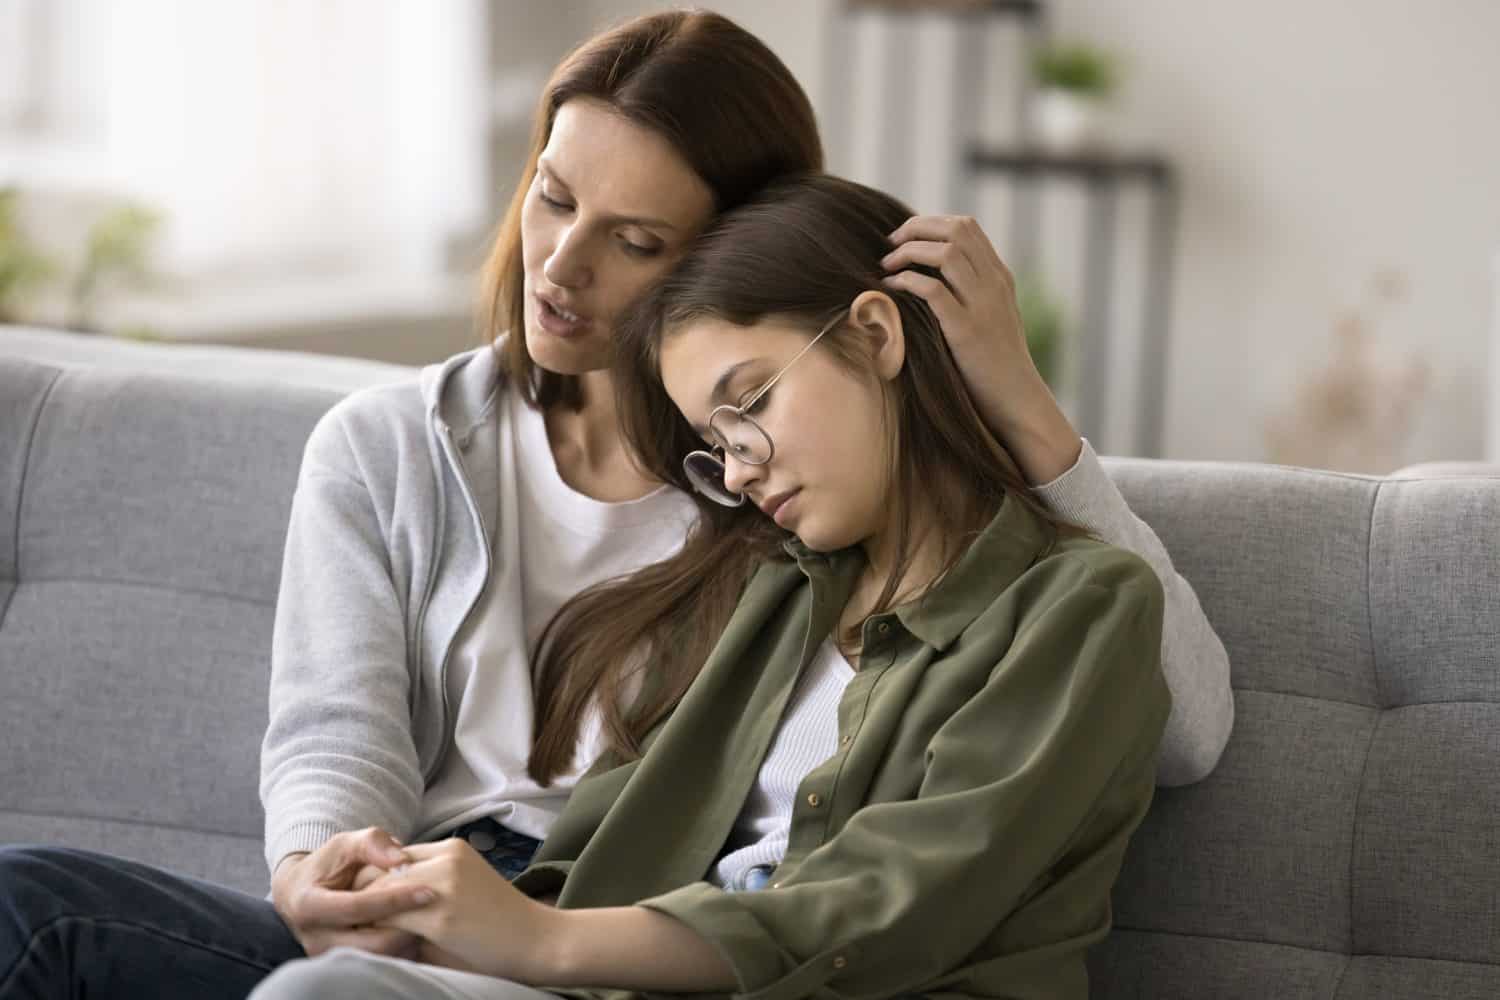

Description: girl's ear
[847,290,906,382]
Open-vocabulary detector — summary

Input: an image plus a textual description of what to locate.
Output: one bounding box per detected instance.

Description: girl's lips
[769,490,800,528]
[535,293,590,337]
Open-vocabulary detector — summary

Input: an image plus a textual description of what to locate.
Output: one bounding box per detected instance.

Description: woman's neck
[543,369,661,502]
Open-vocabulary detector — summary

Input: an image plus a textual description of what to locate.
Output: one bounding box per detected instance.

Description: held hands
[882,214,1082,485]
[367,838,563,981]
[270,827,431,959]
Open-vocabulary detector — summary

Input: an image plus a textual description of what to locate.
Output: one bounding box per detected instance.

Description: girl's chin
[788,520,856,555]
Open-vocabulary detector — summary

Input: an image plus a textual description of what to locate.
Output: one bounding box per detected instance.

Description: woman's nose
[544,226,592,288]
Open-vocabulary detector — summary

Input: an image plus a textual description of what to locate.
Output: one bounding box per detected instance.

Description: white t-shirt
[416,387,696,842]
[710,638,855,889]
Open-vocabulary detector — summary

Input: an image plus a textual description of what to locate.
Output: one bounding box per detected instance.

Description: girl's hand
[372,839,561,981]
[882,214,1082,485]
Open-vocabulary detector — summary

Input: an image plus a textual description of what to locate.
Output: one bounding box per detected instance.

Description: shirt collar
[781,494,1055,652]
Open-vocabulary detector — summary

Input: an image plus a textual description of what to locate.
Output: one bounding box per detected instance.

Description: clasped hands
[270,826,558,980]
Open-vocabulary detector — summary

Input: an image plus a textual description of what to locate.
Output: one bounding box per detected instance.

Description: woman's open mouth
[535,293,590,337]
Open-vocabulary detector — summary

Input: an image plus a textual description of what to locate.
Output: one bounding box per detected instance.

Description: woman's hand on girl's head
[371,838,564,981]
[882,214,1083,485]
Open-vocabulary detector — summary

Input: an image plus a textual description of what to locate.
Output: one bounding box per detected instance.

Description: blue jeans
[0,845,303,999]
[446,817,540,881]
[0,826,539,999]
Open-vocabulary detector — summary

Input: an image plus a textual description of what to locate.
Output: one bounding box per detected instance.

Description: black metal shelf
[844,0,1043,18]
[966,146,1174,186]
[967,143,1180,457]
[826,1,1180,456]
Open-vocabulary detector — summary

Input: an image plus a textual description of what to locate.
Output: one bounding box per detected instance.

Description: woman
[253,172,1171,1000]
[0,10,1227,998]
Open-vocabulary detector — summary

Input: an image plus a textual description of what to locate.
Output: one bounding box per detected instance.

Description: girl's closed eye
[742,386,772,415]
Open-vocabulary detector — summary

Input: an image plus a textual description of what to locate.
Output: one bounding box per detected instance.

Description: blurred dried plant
[0,188,57,324]
[1265,270,1429,474]
[0,189,162,335]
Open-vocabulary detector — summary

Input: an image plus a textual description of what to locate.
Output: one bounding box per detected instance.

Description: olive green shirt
[515,497,1170,1000]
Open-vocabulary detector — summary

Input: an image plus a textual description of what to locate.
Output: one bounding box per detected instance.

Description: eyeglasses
[683,310,848,507]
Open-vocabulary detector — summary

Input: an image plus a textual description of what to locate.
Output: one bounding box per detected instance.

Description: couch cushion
[1090,460,1500,999]
[0,357,356,893]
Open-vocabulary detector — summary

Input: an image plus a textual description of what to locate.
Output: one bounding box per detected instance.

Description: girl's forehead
[662,318,808,369]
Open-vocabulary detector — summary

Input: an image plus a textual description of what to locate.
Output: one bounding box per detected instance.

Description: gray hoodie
[260,346,1233,875]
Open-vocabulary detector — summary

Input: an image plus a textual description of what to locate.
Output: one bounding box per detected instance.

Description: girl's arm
[883,215,1233,785]
[630,552,1171,1000]
[366,836,735,989]
[377,553,1167,996]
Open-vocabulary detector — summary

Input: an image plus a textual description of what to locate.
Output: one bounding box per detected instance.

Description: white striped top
[710,639,855,890]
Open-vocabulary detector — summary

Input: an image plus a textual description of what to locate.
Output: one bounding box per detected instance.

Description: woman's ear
[848,290,905,382]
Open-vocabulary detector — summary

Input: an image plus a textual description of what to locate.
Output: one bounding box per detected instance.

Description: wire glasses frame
[682,309,849,507]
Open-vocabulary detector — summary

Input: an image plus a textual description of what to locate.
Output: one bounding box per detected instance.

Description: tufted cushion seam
[3,575,275,610]
[0,804,262,843]
[1107,925,1500,969]
[1,366,62,631]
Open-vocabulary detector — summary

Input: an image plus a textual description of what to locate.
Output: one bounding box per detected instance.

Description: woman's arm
[261,399,425,872]
[883,215,1234,784]
[1031,439,1234,784]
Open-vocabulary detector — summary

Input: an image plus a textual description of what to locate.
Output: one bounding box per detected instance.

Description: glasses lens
[683,451,744,506]
[708,410,773,465]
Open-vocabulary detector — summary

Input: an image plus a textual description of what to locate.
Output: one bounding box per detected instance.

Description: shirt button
[876,621,890,635]
[833,955,848,969]
[840,734,852,747]
[772,881,782,889]
[466,830,497,852]
[807,792,822,807]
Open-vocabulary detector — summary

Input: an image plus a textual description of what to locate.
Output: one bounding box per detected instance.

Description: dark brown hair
[528,173,1081,783]
[478,9,823,410]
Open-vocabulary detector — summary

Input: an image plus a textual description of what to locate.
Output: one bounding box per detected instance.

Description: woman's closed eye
[538,187,573,212]
[618,236,662,258]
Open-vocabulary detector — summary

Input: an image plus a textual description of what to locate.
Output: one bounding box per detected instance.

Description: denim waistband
[448,816,541,881]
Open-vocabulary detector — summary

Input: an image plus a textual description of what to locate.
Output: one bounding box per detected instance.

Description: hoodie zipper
[420,416,496,782]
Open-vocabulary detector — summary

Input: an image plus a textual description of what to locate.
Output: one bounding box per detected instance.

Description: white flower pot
[1030,89,1110,155]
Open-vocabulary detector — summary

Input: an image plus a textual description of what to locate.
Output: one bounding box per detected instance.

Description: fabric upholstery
[1090,459,1500,997]
[2,349,1498,996]
[0,357,353,895]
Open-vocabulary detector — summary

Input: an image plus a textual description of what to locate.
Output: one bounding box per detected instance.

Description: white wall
[583,0,1500,464]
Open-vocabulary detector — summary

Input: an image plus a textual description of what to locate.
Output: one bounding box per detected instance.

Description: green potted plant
[1029,41,1118,154]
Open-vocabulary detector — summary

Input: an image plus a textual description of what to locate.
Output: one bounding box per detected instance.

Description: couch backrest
[3,355,1499,997]
[1092,459,1500,999]
[0,357,348,893]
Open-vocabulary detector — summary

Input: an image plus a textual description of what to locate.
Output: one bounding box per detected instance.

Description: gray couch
[3,345,1499,998]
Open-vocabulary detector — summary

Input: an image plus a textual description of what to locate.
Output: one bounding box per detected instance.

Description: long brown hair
[528,173,1081,783]
[478,9,823,410]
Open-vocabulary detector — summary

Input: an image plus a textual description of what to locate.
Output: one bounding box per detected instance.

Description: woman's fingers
[881,269,964,330]
[881,240,980,301]
[298,879,435,929]
[887,214,1012,278]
